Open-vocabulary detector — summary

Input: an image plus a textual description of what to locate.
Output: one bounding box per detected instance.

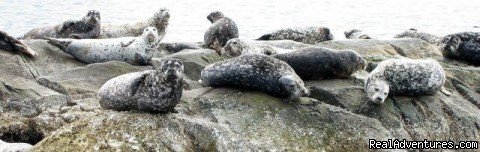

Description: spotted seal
[46,27,160,65]
[98,59,184,113]
[99,8,170,39]
[365,58,449,104]
[344,29,371,39]
[22,10,101,39]
[257,26,333,44]
[273,47,367,80]
[204,11,239,49]
[201,54,309,101]
[441,32,480,65]
[210,38,279,57]
[394,28,442,45]
[0,30,37,56]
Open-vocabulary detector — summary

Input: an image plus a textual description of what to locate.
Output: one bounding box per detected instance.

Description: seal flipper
[129,72,149,97]
[121,39,136,47]
[134,53,149,65]
[46,37,72,53]
[441,87,452,96]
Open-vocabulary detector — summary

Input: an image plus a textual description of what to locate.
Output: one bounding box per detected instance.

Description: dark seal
[98,59,184,113]
[273,47,367,80]
[257,26,333,44]
[22,10,101,39]
[0,30,37,56]
[344,29,371,39]
[201,54,309,101]
[441,32,480,65]
[204,11,239,49]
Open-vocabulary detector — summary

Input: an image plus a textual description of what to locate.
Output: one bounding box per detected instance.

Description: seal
[273,47,367,80]
[211,38,279,57]
[441,32,480,65]
[98,59,184,113]
[99,8,170,39]
[22,10,101,39]
[257,26,333,44]
[204,11,239,48]
[46,27,161,65]
[200,54,309,101]
[365,58,449,104]
[163,42,201,53]
[394,28,442,45]
[344,29,371,39]
[0,30,37,56]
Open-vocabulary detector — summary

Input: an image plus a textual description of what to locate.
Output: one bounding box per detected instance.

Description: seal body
[204,11,239,48]
[201,54,309,101]
[47,27,161,65]
[257,26,333,44]
[365,58,446,104]
[441,32,480,65]
[394,28,442,45]
[98,59,184,113]
[22,10,101,39]
[344,29,371,39]
[0,30,37,56]
[99,8,169,39]
[273,47,367,80]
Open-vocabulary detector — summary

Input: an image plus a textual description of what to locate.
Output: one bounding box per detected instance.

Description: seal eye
[384,92,387,95]
[374,88,379,92]
[153,29,156,31]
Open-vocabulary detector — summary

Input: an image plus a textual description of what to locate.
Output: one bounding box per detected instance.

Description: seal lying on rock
[0,30,37,56]
[344,29,371,39]
[204,11,239,48]
[273,47,367,80]
[22,10,101,39]
[257,26,333,44]
[394,28,442,45]
[365,58,449,104]
[46,27,161,65]
[201,54,309,101]
[441,32,480,65]
[163,42,202,53]
[99,8,170,39]
[211,38,279,57]
[98,59,184,113]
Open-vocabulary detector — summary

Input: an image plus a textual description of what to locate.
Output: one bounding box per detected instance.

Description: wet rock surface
[0,39,478,151]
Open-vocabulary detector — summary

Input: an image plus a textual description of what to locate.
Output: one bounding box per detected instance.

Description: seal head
[207,11,225,23]
[141,27,160,43]
[279,73,310,101]
[84,10,101,26]
[365,79,389,104]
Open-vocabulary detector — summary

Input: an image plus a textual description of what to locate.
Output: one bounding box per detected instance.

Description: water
[0,0,479,42]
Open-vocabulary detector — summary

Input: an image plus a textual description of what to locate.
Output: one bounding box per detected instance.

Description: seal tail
[257,34,273,40]
[15,40,38,57]
[46,37,71,52]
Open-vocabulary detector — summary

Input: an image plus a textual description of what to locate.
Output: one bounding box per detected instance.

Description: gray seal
[273,47,367,80]
[201,54,309,101]
[98,59,184,113]
[204,11,239,49]
[344,29,371,39]
[441,32,480,65]
[0,30,37,56]
[22,10,101,39]
[394,28,442,45]
[257,26,333,44]
[46,27,161,65]
[99,8,170,39]
[365,58,447,104]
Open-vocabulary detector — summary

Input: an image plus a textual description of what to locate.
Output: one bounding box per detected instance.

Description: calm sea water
[0,0,479,42]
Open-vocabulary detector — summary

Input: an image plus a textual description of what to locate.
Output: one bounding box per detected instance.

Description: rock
[0,140,33,152]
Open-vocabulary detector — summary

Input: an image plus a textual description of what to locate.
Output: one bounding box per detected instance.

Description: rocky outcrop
[0,39,478,151]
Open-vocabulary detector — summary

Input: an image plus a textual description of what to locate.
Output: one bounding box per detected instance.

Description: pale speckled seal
[394,28,442,45]
[98,59,184,113]
[0,30,37,56]
[204,11,239,48]
[46,27,161,65]
[344,29,371,39]
[22,10,101,39]
[257,26,333,44]
[99,8,170,39]
[273,47,367,80]
[201,54,309,101]
[365,58,448,104]
[441,32,480,65]
[210,38,279,57]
